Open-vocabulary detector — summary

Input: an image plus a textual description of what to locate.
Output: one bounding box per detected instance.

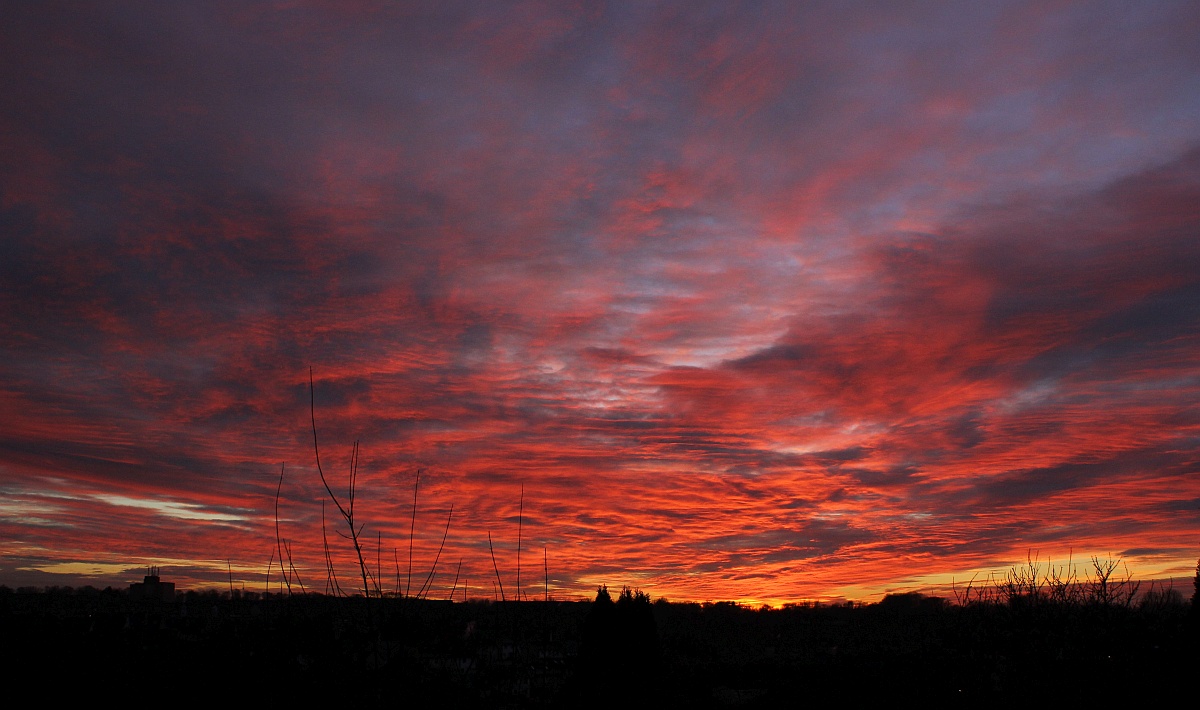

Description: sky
[2,1,1199,604]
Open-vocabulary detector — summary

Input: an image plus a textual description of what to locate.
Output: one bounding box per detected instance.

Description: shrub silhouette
[1193,558,1199,606]
[955,552,1152,610]
[1192,557,1200,623]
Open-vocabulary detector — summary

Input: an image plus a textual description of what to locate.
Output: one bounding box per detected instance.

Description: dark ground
[2,585,1194,706]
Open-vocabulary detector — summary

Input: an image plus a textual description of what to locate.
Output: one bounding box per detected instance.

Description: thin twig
[375,531,383,597]
[322,500,342,596]
[275,462,291,594]
[417,504,454,598]
[310,368,372,597]
[449,559,462,602]
[285,540,306,594]
[407,469,420,597]
[489,531,506,602]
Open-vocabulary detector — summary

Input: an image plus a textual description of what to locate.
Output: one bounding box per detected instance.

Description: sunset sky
[2,1,1199,604]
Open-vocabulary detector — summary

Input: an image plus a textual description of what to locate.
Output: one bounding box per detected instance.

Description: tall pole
[516,484,523,601]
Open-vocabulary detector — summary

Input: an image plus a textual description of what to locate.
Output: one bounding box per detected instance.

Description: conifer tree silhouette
[578,584,660,704]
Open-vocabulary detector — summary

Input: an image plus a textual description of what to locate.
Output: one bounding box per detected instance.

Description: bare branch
[489,531,506,602]
[275,462,292,595]
[284,540,306,594]
[310,369,372,597]
[449,558,462,602]
[417,504,454,599]
[322,500,343,596]
[407,469,420,598]
[375,531,383,598]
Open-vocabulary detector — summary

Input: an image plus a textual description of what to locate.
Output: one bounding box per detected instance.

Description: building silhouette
[128,566,174,601]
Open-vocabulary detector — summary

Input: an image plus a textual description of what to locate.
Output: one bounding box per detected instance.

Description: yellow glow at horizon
[28,561,133,576]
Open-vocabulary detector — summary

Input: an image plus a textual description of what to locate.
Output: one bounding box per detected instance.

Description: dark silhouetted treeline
[1,578,1196,706]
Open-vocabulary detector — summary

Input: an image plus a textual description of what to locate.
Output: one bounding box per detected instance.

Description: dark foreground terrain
[3,585,1195,706]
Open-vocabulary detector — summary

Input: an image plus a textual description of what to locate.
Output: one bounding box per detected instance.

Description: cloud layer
[3,1,1199,602]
